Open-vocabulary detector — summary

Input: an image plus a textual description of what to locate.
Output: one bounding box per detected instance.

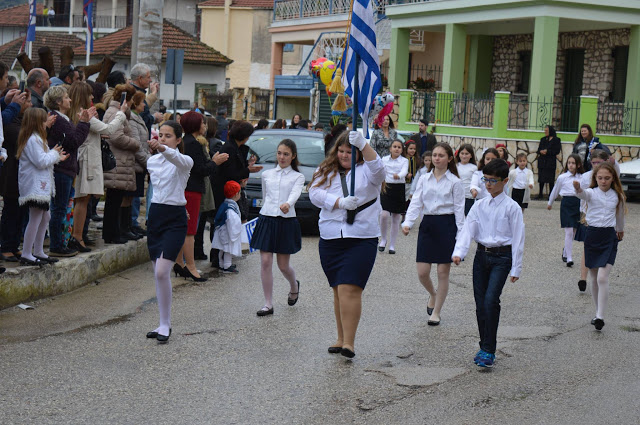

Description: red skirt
[184,191,202,235]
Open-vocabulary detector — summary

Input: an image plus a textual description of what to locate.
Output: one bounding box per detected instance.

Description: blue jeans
[49,172,74,250]
[472,249,512,354]
[131,197,141,227]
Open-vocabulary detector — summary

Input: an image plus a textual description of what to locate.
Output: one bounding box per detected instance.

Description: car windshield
[246,134,325,167]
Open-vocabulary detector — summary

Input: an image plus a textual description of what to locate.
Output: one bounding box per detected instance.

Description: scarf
[214,199,240,229]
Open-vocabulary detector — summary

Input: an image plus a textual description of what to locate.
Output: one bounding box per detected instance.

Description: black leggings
[539,182,554,197]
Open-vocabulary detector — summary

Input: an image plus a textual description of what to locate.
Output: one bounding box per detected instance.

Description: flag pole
[350,52,359,195]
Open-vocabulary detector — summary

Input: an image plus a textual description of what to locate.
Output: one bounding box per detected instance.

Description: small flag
[341,0,381,137]
[26,0,36,42]
[83,0,94,53]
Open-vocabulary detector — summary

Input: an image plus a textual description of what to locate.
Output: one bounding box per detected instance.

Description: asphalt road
[1,200,639,424]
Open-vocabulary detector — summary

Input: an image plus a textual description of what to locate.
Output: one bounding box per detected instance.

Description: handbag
[101,138,117,172]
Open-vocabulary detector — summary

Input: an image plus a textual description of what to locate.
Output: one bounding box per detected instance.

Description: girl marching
[250,139,305,316]
[309,131,385,358]
[547,154,584,267]
[455,144,477,215]
[402,142,465,326]
[17,108,69,266]
[379,139,408,254]
[145,121,194,343]
[573,163,625,331]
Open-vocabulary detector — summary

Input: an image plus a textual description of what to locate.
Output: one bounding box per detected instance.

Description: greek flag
[26,0,36,42]
[342,0,381,137]
[83,0,94,52]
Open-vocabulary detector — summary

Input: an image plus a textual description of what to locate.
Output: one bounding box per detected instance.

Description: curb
[0,239,150,310]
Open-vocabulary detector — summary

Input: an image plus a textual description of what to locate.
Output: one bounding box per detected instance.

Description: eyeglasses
[481,176,503,185]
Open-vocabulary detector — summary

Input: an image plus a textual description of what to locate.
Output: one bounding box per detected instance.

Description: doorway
[560,49,584,132]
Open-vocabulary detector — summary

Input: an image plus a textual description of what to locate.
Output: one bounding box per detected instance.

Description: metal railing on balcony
[508,95,581,132]
[273,0,388,22]
[597,100,640,136]
[432,92,494,128]
[37,14,128,29]
[412,91,436,123]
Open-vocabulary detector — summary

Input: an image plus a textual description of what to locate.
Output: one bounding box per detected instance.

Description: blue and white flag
[83,0,94,52]
[26,0,37,42]
[342,0,381,137]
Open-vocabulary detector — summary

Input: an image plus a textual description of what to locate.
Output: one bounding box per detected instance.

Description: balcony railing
[598,100,640,136]
[273,0,387,22]
[36,14,128,29]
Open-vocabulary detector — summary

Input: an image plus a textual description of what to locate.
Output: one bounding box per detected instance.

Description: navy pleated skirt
[584,226,618,269]
[464,198,475,216]
[380,183,406,213]
[319,237,377,289]
[147,203,188,262]
[560,196,580,228]
[416,214,456,264]
[250,215,301,254]
[574,222,588,242]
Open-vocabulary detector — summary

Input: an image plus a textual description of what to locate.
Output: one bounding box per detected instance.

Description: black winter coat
[184,134,216,193]
[537,136,561,170]
[0,116,21,198]
[213,140,249,207]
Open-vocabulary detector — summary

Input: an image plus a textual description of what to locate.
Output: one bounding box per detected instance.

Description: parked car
[619,157,640,199]
[244,129,325,232]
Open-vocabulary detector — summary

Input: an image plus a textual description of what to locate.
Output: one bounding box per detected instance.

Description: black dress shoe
[288,280,300,306]
[173,264,188,278]
[389,250,396,254]
[566,261,574,267]
[68,237,91,253]
[428,318,441,326]
[184,268,207,282]
[157,328,172,343]
[593,318,605,331]
[20,257,44,267]
[578,280,587,292]
[378,246,385,252]
[340,348,355,358]
[590,318,596,325]
[131,226,147,236]
[121,231,142,241]
[256,306,274,316]
[328,346,342,354]
[104,237,127,244]
[34,255,59,264]
[2,254,19,263]
[146,331,158,338]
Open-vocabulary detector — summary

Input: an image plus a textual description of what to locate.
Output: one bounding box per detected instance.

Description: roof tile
[0,32,84,72]
[75,20,232,65]
[0,4,44,27]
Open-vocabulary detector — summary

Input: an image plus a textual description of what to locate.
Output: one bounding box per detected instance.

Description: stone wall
[436,134,640,192]
[491,29,630,101]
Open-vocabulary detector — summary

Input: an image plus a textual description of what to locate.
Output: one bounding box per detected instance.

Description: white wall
[1,27,25,45]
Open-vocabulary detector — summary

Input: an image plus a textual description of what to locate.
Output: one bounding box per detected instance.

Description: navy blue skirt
[560,196,580,228]
[147,203,188,262]
[319,237,377,289]
[464,198,475,216]
[380,183,406,213]
[584,227,618,269]
[574,222,588,242]
[416,214,456,264]
[250,215,301,254]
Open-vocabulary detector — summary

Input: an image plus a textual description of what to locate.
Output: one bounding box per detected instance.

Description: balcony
[273,0,387,23]
[35,14,129,30]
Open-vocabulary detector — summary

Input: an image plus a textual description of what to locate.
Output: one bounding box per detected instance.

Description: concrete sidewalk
[0,217,150,310]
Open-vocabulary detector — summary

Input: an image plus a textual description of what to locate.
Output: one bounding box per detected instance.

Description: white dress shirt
[148,147,194,206]
[457,162,477,199]
[259,165,305,218]
[470,170,490,199]
[512,167,530,189]
[402,170,465,238]
[576,187,625,231]
[309,157,386,240]
[548,171,582,206]
[409,166,427,196]
[381,154,409,183]
[579,161,621,212]
[452,192,525,277]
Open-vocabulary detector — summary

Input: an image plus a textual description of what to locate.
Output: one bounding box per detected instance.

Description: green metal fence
[597,100,640,136]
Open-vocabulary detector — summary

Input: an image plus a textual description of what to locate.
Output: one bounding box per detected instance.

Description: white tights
[589,264,612,320]
[259,251,298,309]
[563,227,576,262]
[379,211,402,251]
[152,256,173,337]
[23,208,51,261]
[218,251,232,269]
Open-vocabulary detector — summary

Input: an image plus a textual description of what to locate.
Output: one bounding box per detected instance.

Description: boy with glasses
[452,159,525,368]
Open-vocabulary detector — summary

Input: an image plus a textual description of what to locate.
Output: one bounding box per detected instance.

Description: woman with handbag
[71,81,128,251]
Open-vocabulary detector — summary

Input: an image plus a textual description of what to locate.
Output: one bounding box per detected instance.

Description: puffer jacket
[129,111,151,174]
[102,101,139,191]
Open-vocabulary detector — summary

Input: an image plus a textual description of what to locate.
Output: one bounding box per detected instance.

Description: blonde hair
[16,108,49,159]
[68,81,93,124]
[43,85,67,111]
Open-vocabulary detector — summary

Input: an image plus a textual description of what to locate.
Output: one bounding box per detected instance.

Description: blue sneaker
[474,350,484,364]
[476,351,495,368]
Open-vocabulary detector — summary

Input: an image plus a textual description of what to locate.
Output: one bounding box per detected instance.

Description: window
[517,51,532,94]
[283,43,294,52]
[610,46,629,102]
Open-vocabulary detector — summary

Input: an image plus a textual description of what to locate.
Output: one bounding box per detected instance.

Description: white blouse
[548,171,582,206]
[402,170,465,237]
[309,157,386,240]
[512,167,531,189]
[147,147,194,206]
[576,187,625,231]
[452,192,525,277]
[457,162,477,199]
[259,165,305,218]
[381,154,409,184]
[470,170,490,199]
